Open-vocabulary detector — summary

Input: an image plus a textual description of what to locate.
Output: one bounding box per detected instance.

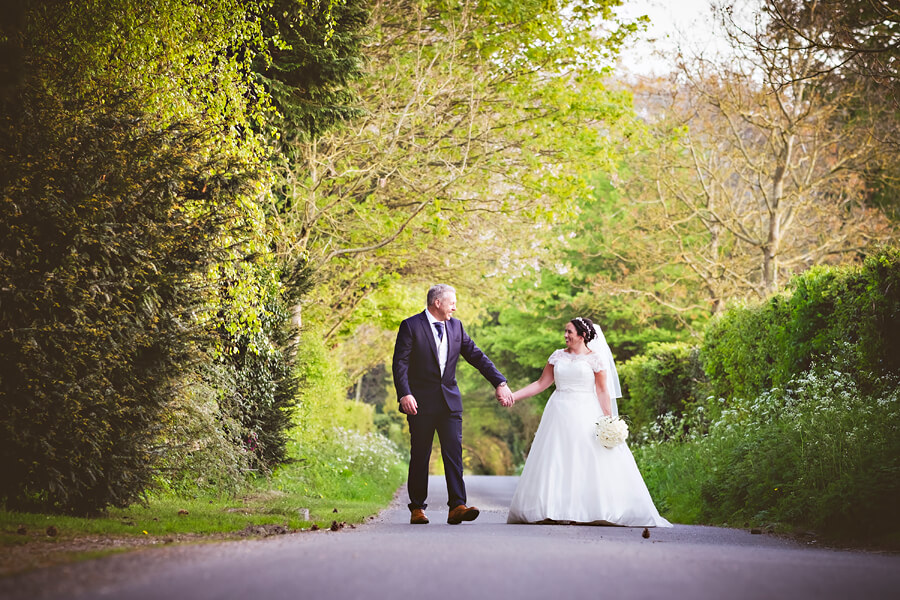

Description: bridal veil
[587,324,622,417]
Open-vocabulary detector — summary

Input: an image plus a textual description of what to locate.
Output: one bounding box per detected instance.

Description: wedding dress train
[507,350,672,527]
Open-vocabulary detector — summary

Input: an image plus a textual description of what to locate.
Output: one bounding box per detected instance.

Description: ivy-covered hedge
[702,248,900,401]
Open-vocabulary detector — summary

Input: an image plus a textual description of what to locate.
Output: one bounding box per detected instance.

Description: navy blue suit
[392,311,506,510]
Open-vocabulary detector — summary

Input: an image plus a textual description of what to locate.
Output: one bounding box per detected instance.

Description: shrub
[214,258,310,471]
[701,248,900,402]
[701,298,790,401]
[699,356,900,536]
[635,352,900,541]
[789,250,900,386]
[0,102,255,513]
[153,371,254,495]
[619,342,706,435]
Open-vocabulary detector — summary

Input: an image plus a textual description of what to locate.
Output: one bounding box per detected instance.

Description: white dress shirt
[424,309,448,375]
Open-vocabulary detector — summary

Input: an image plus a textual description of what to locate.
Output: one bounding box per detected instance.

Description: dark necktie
[434,322,444,341]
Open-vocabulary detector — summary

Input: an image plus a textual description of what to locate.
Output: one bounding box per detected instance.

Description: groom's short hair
[427,284,455,307]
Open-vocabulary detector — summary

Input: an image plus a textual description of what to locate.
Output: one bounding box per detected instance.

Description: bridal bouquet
[596,416,628,448]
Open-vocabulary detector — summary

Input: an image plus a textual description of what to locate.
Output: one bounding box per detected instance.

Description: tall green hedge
[619,342,706,434]
[0,100,253,513]
[217,261,308,470]
[0,1,270,513]
[702,248,900,401]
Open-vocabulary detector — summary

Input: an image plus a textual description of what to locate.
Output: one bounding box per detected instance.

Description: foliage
[153,369,255,496]
[719,0,900,225]
[638,355,900,542]
[0,100,259,513]
[701,299,788,403]
[481,271,695,379]
[702,248,900,402]
[278,427,406,504]
[561,172,714,333]
[759,0,899,85]
[256,0,369,143]
[270,0,645,375]
[0,0,273,513]
[293,324,375,448]
[214,261,301,470]
[619,342,706,435]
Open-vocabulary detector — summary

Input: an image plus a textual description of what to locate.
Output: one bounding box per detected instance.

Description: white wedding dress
[507,349,672,527]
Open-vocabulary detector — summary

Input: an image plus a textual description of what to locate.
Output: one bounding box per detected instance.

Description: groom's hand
[495,383,514,407]
[399,395,418,415]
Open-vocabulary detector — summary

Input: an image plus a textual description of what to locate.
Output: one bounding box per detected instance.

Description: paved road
[2,476,898,600]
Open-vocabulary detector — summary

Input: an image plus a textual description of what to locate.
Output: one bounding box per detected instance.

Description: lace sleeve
[547,349,565,366]
[588,352,606,373]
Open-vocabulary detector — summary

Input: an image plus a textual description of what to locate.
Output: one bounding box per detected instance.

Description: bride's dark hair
[570,317,597,343]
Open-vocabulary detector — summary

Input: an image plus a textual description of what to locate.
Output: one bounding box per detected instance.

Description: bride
[506,317,672,527]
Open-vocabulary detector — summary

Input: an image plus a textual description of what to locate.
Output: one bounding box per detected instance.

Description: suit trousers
[406,407,465,510]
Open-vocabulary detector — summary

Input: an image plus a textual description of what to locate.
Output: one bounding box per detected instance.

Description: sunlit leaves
[273,0,642,374]
[0,0,278,513]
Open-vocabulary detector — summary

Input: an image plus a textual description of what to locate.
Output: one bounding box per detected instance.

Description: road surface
[1,475,897,599]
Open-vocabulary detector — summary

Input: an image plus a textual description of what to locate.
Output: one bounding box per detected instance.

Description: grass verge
[1,428,408,576]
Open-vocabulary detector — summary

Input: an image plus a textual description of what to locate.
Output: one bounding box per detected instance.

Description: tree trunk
[764,134,793,295]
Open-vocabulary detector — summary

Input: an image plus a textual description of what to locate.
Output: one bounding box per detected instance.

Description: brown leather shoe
[447,504,480,524]
[410,508,429,524]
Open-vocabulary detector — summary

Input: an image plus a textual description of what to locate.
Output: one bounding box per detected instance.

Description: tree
[255,0,370,144]
[588,6,896,316]
[753,0,900,219]
[270,0,643,376]
[758,0,900,91]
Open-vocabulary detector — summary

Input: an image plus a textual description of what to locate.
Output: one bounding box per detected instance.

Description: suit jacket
[392,311,506,413]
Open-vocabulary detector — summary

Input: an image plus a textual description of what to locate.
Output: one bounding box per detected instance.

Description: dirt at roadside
[0,523,308,578]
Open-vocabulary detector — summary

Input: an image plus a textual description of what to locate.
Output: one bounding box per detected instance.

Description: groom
[392,284,513,525]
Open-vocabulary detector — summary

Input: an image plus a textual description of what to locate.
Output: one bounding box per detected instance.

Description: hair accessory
[573,317,595,342]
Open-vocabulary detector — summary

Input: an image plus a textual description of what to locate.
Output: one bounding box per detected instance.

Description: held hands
[495,383,515,407]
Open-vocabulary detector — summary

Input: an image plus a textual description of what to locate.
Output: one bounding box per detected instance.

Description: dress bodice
[548,349,604,393]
